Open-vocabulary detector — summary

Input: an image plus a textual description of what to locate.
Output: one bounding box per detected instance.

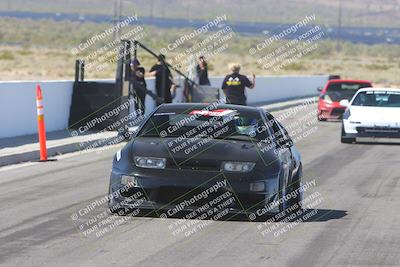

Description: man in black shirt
[149,54,176,105]
[221,63,256,105]
[130,59,147,114]
[196,56,210,86]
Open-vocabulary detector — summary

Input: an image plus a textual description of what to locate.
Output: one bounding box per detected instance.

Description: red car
[317,79,373,121]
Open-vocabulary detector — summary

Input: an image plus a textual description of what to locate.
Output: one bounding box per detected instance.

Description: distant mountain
[0,0,399,28]
[1,10,399,45]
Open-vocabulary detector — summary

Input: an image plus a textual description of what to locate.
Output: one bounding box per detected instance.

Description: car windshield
[138,108,270,141]
[352,91,400,107]
[326,82,371,101]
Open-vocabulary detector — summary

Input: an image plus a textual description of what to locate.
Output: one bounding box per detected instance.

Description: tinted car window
[264,113,289,146]
[326,82,371,101]
[138,108,271,141]
[352,91,400,107]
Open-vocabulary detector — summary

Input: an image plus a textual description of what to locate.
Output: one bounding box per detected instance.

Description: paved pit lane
[1,104,400,266]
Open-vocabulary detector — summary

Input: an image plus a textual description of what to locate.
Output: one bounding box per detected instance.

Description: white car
[340,87,400,143]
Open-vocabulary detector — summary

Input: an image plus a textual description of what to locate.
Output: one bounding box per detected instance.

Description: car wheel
[341,124,355,144]
[318,115,327,121]
[108,186,125,215]
[288,165,303,212]
[108,198,122,214]
[278,172,288,214]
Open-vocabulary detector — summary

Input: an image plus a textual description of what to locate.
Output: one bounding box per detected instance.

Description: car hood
[350,106,400,125]
[131,137,278,165]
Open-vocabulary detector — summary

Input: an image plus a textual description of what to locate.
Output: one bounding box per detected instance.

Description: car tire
[318,115,327,121]
[278,171,289,214]
[341,124,355,144]
[108,186,126,215]
[108,199,123,215]
[288,165,303,212]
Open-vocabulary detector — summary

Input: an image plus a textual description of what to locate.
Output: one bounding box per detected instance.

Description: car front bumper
[343,120,400,138]
[318,102,346,119]
[108,170,282,215]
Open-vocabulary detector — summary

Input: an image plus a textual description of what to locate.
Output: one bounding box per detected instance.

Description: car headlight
[324,95,333,104]
[221,161,255,172]
[134,157,166,169]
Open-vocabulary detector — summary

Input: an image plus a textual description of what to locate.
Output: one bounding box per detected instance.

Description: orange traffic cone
[36,85,48,161]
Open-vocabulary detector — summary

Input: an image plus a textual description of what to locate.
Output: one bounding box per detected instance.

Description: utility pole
[150,0,154,18]
[161,1,165,18]
[113,0,118,40]
[119,0,122,23]
[336,0,343,52]
[186,2,190,19]
[113,0,122,40]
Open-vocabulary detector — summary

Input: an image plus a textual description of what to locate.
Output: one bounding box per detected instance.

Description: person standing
[149,54,176,105]
[196,55,210,86]
[221,63,256,105]
[130,58,147,114]
[184,54,198,102]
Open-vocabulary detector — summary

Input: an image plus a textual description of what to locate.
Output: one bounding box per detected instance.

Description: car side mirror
[285,138,294,148]
[317,86,323,92]
[339,99,350,107]
[127,126,140,140]
[277,137,293,148]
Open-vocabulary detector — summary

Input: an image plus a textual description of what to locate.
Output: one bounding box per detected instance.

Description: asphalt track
[1,104,400,267]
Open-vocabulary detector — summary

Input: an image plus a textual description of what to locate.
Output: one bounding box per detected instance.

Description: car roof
[356,87,400,93]
[157,103,263,113]
[328,79,372,84]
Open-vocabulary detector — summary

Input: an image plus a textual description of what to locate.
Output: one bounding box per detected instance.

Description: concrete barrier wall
[209,75,328,105]
[0,75,328,138]
[0,81,74,138]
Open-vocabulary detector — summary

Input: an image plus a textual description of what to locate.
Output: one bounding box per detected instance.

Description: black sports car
[108,103,303,218]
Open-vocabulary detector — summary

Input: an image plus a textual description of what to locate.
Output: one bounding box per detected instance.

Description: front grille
[356,127,400,137]
[234,193,266,209]
[167,159,220,171]
[357,127,400,133]
[148,186,266,211]
[152,186,230,206]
